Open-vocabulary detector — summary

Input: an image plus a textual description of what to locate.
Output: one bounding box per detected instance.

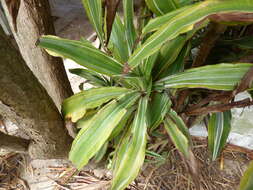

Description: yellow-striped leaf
[123,0,136,50]
[39,36,123,76]
[129,0,253,68]
[145,0,179,16]
[69,92,140,169]
[164,116,190,158]
[208,111,232,161]
[62,87,131,122]
[111,97,148,190]
[155,63,253,91]
[82,0,104,44]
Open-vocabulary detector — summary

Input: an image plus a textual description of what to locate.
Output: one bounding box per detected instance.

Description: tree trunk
[0,27,71,159]
[0,131,29,153]
[2,0,73,110]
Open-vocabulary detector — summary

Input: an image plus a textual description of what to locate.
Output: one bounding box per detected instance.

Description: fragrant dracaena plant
[39,0,253,189]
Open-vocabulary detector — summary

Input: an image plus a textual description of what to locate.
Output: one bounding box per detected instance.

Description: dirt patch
[2,140,250,190]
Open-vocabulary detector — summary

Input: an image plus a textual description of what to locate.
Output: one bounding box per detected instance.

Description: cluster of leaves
[39,0,253,189]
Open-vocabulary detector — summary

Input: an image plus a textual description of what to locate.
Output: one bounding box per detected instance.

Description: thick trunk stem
[2,0,73,110]
[0,131,29,153]
[0,27,71,159]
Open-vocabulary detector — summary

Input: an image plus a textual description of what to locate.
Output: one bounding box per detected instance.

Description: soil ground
[1,139,252,190]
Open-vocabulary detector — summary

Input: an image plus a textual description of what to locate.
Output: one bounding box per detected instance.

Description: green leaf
[69,68,108,87]
[221,36,253,50]
[82,0,104,44]
[129,0,253,68]
[161,42,191,77]
[167,109,191,142]
[179,0,194,7]
[142,6,191,34]
[141,52,159,80]
[62,87,131,122]
[93,141,109,163]
[153,34,188,78]
[155,63,253,91]
[109,106,136,140]
[149,92,171,131]
[76,109,97,129]
[69,92,140,169]
[39,36,123,76]
[123,0,136,50]
[145,0,179,16]
[239,161,253,190]
[109,14,130,62]
[164,116,190,158]
[111,97,148,190]
[208,111,232,161]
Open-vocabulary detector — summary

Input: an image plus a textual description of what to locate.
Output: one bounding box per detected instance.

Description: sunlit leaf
[69,92,140,169]
[145,0,179,16]
[155,63,253,91]
[62,87,131,122]
[129,0,253,68]
[82,0,104,44]
[111,97,148,190]
[39,36,123,76]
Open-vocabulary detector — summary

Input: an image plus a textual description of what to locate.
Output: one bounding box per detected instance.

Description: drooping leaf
[167,109,191,142]
[109,14,130,62]
[164,116,190,158]
[145,0,179,16]
[62,87,131,122]
[239,161,253,190]
[149,92,171,131]
[82,0,104,44]
[76,109,97,129]
[69,68,108,87]
[208,111,232,161]
[123,0,136,50]
[39,36,123,76]
[111,97,148,190]
[155,63,253,91]
[69,92,140,169]
[129,0,253,68]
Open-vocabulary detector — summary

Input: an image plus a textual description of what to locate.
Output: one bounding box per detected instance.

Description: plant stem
[192,22,227,67]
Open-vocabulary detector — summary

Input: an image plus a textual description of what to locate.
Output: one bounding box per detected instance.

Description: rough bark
[2,0,73,110]
[0,131,29,153]
[0,27,71,159]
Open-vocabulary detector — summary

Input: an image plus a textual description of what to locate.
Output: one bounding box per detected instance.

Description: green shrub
[39,0,253,189]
